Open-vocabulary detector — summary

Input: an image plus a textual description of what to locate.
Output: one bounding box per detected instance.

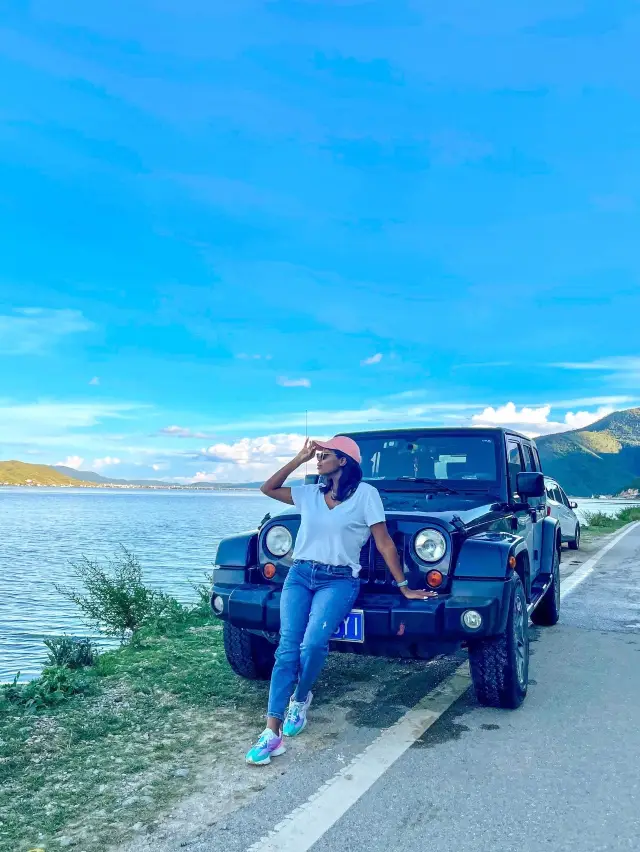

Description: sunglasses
[316,451,337,461]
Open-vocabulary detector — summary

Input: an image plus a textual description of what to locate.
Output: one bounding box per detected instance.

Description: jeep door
[506,437,544,587]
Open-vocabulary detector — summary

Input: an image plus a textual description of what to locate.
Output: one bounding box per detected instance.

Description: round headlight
[414,528,447,563]
[265,525,293,557]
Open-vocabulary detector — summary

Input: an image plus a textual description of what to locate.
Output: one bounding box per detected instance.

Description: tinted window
[507,441,525,497]
[523,445,537,472]
[558,486,570,507]
[357,434,499,482]
[552,485,563,504]
[545,481,557,500]
[533,447,542,471]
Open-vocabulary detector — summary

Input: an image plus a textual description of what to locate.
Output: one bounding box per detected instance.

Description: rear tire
[531,546,561,626]
[468,575,528,709]
[568,524,580,551]
[223,622,276,680]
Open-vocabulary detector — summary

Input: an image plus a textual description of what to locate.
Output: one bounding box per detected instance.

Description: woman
[245,435,437,765]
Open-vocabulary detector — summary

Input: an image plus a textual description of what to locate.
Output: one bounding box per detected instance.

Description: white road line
[247,521,640,852]
[560,522,640,600]
[246,665,471,852]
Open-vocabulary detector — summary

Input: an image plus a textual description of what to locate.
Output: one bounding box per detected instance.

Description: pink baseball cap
[314,435,362,464]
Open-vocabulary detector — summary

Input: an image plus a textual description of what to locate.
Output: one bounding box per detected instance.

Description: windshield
[356,434,500,485]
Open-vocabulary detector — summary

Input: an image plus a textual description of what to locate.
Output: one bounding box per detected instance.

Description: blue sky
[1,0,639,482]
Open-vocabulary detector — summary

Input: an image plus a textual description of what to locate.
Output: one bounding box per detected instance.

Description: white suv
[544,477,580,550]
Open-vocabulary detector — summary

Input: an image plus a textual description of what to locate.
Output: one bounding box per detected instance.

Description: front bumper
[211,577,513,641]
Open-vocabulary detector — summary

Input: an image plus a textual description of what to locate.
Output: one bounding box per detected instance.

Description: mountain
[6,463,300,489]
[0,460,93,487]
[54,466,175,487]
[537,408,640,496]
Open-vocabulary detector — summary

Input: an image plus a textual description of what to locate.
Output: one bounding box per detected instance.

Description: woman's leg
[294,576,360,703]
[266,562,313,732]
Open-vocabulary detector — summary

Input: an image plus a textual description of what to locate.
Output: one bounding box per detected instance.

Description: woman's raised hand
[295,438,317,465]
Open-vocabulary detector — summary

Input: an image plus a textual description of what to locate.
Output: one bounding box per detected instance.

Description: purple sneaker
[245,729,286,765]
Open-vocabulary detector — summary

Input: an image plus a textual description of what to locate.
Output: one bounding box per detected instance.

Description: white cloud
[361,353,383,366]
[237,353,272,361]
[92,456,121,469]
[0,308,94,355]
[563,407,614,430]
[0,400,145,444]
[197,434,308,465]
[473,403,553,428]
[472,402,616,438]
[89,376,100,386]
[151,463,164,472]
[277,377,311,388]
[551,357,640,371]
[158,425,217,439]
[55,455,84,469]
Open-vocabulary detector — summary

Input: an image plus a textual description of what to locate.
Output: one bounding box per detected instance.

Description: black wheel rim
[514,593,527,687]
[576,527,580,547]
[554,553,561,609]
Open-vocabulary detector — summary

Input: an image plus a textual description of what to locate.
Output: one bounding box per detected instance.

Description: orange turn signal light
[426,570,443,588]
[508,556,517,569]
[263,562,277,579]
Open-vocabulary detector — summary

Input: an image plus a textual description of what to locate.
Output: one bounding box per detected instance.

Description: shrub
[617,507,640,524]
[44,636,97,669]
[582,511,616,528]
[2,666,91,712]
[55,546,176,640]
[191,570,215,616]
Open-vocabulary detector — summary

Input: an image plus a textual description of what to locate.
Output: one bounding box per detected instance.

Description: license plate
[332,609,365,643]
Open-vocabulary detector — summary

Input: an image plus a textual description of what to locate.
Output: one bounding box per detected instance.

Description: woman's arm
[260,439,317,504]
[370,523,438,600]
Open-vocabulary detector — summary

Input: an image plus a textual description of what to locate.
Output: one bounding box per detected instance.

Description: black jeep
[211,428,562,709]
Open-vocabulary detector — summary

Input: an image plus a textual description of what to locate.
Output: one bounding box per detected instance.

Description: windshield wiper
[396,477,461,494]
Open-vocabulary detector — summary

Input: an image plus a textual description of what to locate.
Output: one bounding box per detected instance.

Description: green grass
[0,607,268,852]
[581,506,640,536]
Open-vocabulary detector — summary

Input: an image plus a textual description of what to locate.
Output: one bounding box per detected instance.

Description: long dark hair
[319,451,363,502]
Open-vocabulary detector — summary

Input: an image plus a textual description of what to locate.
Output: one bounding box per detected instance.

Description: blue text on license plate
[332,609,364,643]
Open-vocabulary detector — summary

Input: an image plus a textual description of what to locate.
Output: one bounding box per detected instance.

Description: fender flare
[455,531,528,581]
[215,531,258,568]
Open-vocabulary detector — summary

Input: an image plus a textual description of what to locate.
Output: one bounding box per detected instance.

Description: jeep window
[523,444,537,472]
[357,434,499,485]
[558,486,571,507]
[533,446,542,471]
[507,440,525,500]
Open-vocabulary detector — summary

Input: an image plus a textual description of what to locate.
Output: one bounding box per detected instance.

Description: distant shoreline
[0,483,262,492]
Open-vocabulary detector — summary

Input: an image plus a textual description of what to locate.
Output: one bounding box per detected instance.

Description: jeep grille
[359,535,403,586]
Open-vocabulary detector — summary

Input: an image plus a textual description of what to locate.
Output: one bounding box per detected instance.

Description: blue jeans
[267,560,360,721]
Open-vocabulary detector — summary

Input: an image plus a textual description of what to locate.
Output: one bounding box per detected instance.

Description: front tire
[223,622,276,680]
[468,575,528,709]
[531,546,561,626]
[568,524,580,550]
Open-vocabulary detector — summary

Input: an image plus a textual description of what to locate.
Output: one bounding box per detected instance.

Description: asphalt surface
[188,525,640,852]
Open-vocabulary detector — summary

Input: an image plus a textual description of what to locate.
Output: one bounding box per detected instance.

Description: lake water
[0,487,277,682]
[1,488,639,682]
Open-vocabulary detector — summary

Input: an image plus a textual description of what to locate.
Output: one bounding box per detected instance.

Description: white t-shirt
[289,483,386,575]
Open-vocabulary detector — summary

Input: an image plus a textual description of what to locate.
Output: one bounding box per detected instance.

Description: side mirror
[516,471,545,499]
[570,501,578,509]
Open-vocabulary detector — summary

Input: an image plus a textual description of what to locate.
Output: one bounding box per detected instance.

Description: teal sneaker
[283,691,313,738]
[245,729,286,766]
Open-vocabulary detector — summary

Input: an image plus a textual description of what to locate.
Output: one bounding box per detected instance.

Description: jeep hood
[378,490,500,528]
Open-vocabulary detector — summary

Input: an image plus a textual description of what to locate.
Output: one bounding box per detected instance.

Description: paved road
[188,524,640,852]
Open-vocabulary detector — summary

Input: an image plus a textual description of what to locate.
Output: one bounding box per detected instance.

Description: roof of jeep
[342,426,535,442]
